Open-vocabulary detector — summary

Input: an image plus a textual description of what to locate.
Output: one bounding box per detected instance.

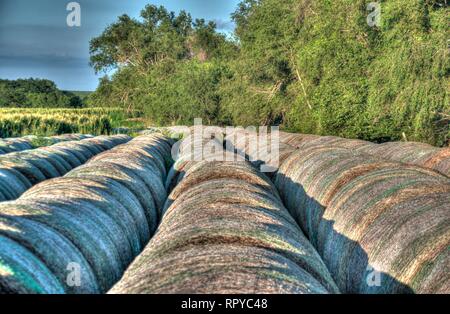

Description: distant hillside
[0,78,84,108]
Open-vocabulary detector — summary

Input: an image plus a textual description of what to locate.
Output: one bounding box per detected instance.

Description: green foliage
[0,79,85,109]
[88,0,449,146]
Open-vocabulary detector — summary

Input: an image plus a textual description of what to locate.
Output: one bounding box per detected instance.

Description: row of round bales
[165,130,228,193]
[0,134,92,155]
[110,158,340,294]
[274,142,450,293]
[225,128,296,177]
[279,132,450,177]
[164,127,295,191]
[0,134,174,293]
[0,135,131,201]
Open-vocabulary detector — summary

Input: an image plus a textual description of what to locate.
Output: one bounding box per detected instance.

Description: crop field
[0,108,141,138]
[0,128,449,294]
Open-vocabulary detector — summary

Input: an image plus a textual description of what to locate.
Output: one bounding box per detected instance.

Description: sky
[0,0,240,91]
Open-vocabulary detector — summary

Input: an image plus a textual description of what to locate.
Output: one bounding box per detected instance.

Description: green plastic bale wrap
[40,146,84,168]
[0,210,99,293]
[0,155,48,185]
[110,160,339,294]
[67,162,160,233]
[0,199,123,292]
[0,168,32,201]
[275,145,450,294]
[0,135,132,202]
[24,150,72,175]
[0,134,173,293]
[0,234,64,294]
[22,178,142,262]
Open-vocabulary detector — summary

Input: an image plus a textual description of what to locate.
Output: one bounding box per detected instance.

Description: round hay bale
[15,152,61,179]
[77,139,105,155]
[0,199,123,292]
[66,176,151,245]
[109,244,330,294]
[5,139,33,152]
[40,146,83,168]
[111,159,339,294]
[22,179,139,268]
[319,168,450,294]
[275,145,450,294]
[0,214,99,293]
[279,132,321,148]
[0,155,47,185]
[22,150,71,176]
[426,148,450,177]
[86,157,167,215]
[52,142,94,162]
[0,234,64,294]
[0,168,32,201]
[66,163,159,233]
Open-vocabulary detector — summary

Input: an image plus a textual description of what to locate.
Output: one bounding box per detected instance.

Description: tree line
[0,79,84,109]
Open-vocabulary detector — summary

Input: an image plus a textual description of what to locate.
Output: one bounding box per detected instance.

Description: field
[0,108,144,138]
[0,127,449,294]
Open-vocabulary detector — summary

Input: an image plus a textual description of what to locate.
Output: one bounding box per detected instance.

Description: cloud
[213,19,235,32]
[0,24,91,60]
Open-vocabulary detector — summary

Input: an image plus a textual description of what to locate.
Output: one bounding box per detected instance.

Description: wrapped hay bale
[0,157,46,185]
[51,141,96,162]
[0,130,88,152]
[0,212,99,293]
[11,151,61,179]
[22,178,142,264]
[0,135,132,202]
[225,128,296,176]
[67,162,160,232]
[274,145,450,294]
[319,167,450,294]
[0,168,32,201]
[278,131,449,177]
[0,134,173,293]
[23,150,72,175]
[357,142,450,177]
[0,199,122,292]
[39,146,84,168]
[91,156,167,212]
[0,137,170,293]
[3,138,34,151]
[279,132,321,148]
[110,160,339,294]
[166,134,225,192]
[0,234,64,294]
[0,141,14,154]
